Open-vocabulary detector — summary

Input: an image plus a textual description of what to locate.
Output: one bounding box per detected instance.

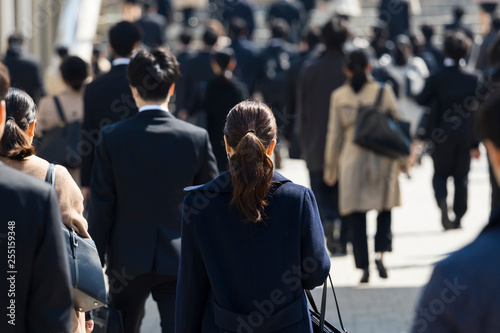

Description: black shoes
[439,201,455,230]
[375,258,388,279]
[360,268,370,283]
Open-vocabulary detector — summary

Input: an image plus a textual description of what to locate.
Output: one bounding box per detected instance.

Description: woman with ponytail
[176,101,330,332]
[0,88,93,332]
[324,49,405,283]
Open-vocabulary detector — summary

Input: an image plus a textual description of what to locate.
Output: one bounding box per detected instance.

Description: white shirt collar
[112,58,131,66]
[138,105,170,113]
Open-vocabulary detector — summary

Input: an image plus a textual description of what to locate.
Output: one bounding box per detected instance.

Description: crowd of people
[1,0,500,332]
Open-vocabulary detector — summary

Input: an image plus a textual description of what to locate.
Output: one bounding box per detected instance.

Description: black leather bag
[354,85,411,159]
[37,96,82,168]
[305,275,348,333]
[45,164,107,312]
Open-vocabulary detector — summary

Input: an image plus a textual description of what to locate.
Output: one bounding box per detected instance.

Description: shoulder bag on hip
[305,274,349,333]
[45,164,107,312]
[354,85,411,159]
[37,97,82,168]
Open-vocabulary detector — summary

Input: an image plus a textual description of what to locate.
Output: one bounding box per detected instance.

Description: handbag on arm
[45,163,107,312]
[305,274,349,333]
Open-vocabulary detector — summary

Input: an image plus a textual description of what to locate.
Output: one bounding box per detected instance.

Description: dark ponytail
[346,49,369,93]
[224,101,277,222]
[0,89,37,160]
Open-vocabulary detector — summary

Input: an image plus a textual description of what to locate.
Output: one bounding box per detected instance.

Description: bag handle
[53,96,68,125]
[44,163,56,187]
[305,274,348,332]
[374,84,385,109]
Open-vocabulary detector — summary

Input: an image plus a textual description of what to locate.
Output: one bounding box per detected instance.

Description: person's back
[80,21,141,190]
[222,0,255,39]
[411,92,500,333]
[268,0,305,43]
[0,60,73,333]
[134,3,167,48]
[88,48,218,333]
[3,34,45,105]
[176,101,330,332]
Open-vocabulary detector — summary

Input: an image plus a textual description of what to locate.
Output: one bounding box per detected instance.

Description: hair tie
[246,130,256,135]
[6,116,15,122]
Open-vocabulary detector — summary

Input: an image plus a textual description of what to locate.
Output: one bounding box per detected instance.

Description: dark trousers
[109,273,177,333]
[431,139,471,220]
[343,211,392,269]
[309,171,348,248]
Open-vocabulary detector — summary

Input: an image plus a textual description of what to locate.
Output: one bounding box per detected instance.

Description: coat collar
[135,109,174,119]
[184,171,292,194]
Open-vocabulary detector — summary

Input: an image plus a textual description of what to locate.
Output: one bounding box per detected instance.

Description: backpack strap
[375,83,385,108]
[53,96,68,125]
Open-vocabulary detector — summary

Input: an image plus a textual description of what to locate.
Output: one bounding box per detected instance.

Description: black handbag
[37,96,82,168]
[45,164,107,312]
[305,274,348,333]
[354,85,411,159]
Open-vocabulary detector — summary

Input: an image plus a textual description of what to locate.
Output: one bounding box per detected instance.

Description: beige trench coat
[324,79,402,216]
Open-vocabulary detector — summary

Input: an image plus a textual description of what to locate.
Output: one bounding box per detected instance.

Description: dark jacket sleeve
[81,87,97,187]
[87,131,116,265]
[300,188,330,290]
[193,131,219,185]
[28,188,73,333]
[175,195,210,332]
[416,74,436,107]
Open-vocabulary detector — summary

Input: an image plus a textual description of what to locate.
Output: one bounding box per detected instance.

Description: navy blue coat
[175,171,330,332]
[411,209,500,332]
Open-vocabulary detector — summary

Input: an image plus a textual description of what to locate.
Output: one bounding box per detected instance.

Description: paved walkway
[140,149,491,332]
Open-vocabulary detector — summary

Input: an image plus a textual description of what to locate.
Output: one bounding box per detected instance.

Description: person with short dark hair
[221,0,256,39]
[410,89,500,333]
[87,48,218,333]
[175,100,330,332]
[3,33,46,105]
[134,1,168,48]
[0,62,74,333]
[190,48,249,171]
[296,17,349,255]
[416,31,479,230]
[228,18,259,94]
[176,26,219,119]
[268,0,306,43]
[38,56,90,184]
[444,5,474,40]
[80,21,141,200]
[475,0,500,35]
[421,24,444,71]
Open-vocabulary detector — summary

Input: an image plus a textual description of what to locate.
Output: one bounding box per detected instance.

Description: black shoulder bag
[44,164,107,312]
[354,85,411,159]
[37,97,82,168]
[305,274,348,333]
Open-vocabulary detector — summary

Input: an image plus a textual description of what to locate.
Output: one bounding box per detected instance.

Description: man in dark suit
[87,48,218,333]
[296,17,348,254]
[3,33,46,105]
[410,92,500,333]
[416,31,478,230]
[228,18,259,95]
[444,6,474,41]
[268,0,306,43]
[0,61,73,333]
[80,21,142,199]
[176,27,217,119]
[221,0,256,39]
[134,2,168,48]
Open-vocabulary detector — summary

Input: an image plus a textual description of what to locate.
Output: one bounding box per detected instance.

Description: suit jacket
[88,109,218,277]
[416,65,478,145]
[135,13,168,48]
[176,171,331,332]
[0,163,73,333]
[3,47,46,105]
[81,64,138,187]
[411,209,500,333]
[296,49,346,172]
[178,51,215,112]
[230,38,259,94]
[222,0,256,38]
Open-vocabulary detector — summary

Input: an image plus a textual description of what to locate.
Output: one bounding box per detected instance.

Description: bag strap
[305,274,348,332]
[375,84,385,109]
[53,96,68,125]
[44,163,56,187]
